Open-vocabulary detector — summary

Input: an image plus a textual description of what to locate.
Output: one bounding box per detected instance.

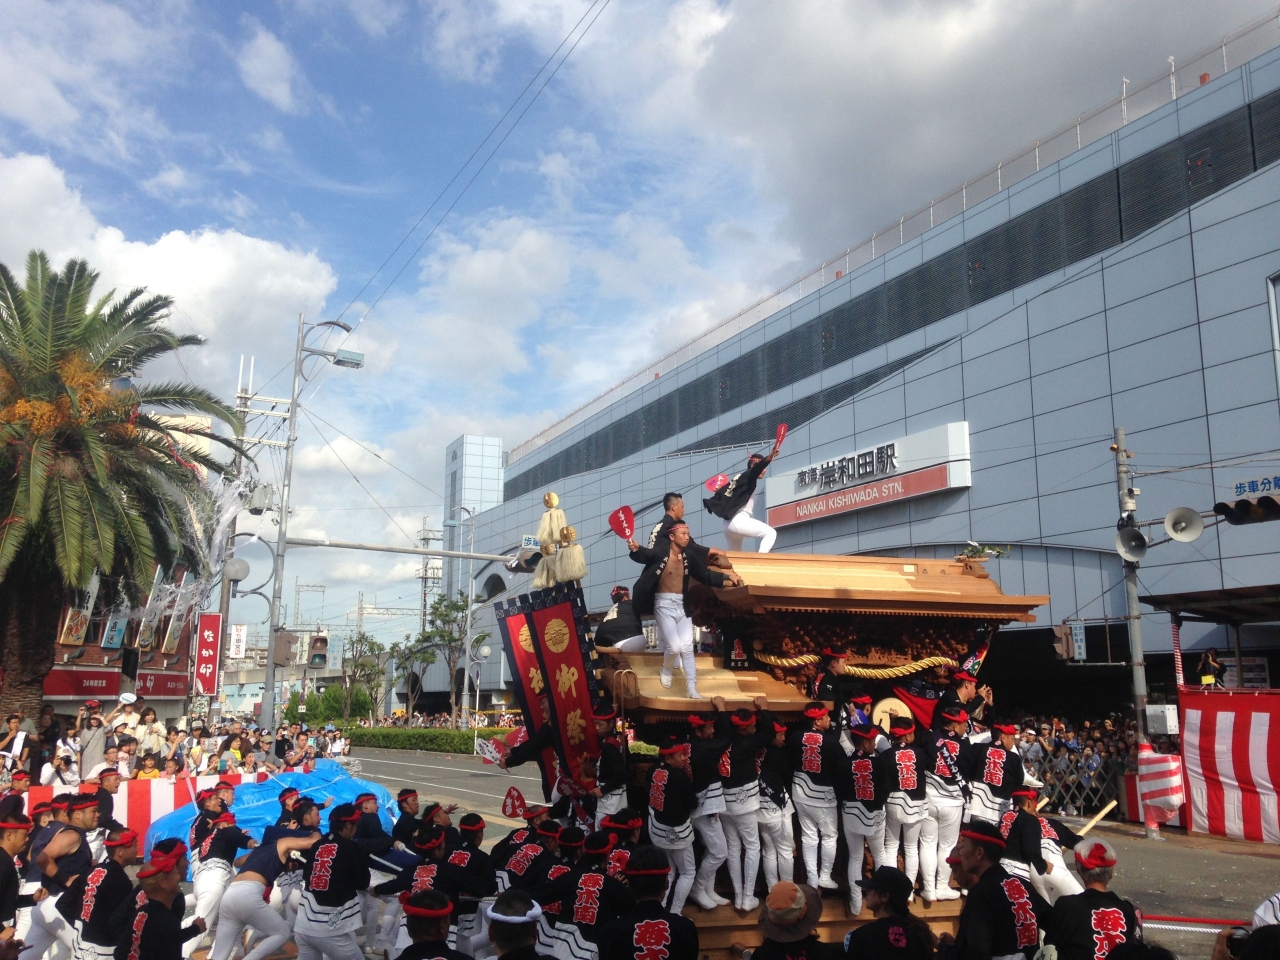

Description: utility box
[1146,704,1179,736]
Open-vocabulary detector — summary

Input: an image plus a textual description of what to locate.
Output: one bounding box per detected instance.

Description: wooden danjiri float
[594,550,1047,955]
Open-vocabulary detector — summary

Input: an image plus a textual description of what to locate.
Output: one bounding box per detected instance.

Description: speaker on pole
[1164,507,1204,542]
[1116,527,1148,563]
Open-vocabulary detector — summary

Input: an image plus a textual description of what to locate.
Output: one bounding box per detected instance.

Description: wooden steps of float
[600,652,818,721]
[680,894,963,960]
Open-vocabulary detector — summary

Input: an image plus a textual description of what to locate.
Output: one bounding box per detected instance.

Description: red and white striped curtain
[1181,688,1280,844]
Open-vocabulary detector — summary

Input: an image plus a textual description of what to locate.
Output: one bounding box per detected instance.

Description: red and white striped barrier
[1137,743,1185,827]
[22,769,306,841]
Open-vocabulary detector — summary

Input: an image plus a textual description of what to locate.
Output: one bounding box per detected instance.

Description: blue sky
[0,0,1268,643]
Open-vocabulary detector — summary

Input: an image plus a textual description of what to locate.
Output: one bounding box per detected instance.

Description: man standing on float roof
[703,439,781,553]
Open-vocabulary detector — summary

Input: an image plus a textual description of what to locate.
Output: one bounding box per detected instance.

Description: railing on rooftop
[507,11,1280,466]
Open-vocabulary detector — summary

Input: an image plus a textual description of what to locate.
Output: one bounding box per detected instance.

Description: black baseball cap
[856,866,914,899]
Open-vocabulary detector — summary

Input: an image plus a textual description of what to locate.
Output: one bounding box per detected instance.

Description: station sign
[764,421,971,528]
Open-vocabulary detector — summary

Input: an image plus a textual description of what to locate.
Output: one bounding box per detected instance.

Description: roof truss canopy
[1140,584,1280,625]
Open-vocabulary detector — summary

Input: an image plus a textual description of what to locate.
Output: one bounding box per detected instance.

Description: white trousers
[295,929,364,960]
[721,812,761,902]
[842,811,886,915]
[13,880,39,942]
[18,893,74,960]
[184,862,233,957]
[605,635,648,652]
[211,881,294,960]
[758,815,795,889]
[794,800,838,884]
[919,798,964,898]
[723,512,776,553]
[663,844,696,915]
[883,809,924,886]
[692,813,727,894]
[654,594,698,695]
[1029,859,1084,905]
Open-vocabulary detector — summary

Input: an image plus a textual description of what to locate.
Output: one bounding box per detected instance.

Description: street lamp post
[473,645,490,751]
[262,315,363,730]
[445,507,477,730]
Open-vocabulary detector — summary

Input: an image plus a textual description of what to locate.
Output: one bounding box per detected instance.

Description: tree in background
[389,632,436,717]
[284,684,372,725]
[0,252,241,713]
[421,591,490,728]
[340,630,385,721]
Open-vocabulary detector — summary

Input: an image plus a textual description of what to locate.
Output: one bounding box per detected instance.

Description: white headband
[485,901,543,924]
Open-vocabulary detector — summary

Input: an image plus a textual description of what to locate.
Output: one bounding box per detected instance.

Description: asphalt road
[351,748,1277,957]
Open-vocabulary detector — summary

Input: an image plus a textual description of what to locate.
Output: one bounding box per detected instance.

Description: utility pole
[1113,427,1157,839]
[214,359,253,697]
[419,518,442,633]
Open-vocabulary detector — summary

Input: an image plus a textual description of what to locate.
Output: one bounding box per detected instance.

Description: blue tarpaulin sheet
[144,760,395,872]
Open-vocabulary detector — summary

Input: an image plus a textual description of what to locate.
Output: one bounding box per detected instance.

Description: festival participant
[3,771,29,805]
[55,828,138,960]
[1010,788,1084,904]
[0,814,37,938]
[960,720,1025,824]
[848,695,890,752]
[628,522,741,698]
[498,700,555,773]
[809,649,849,704]
[786,702,843,890]
[719,700,775,912]
[943,821,1049,960]
[840,866,935,960]
[375,824,497,903]
[449,814,492,885]
[393,790,423,847]
[645,738,698,915]
[490,805,552,867]
[597,845,699,960]
[208,827,321,960]
[745,881,826,960]
[757,721,795,892]
[936,670,993,730]
[920,707,969,902]
[185,811,257,955]
[703,444,781,554]
[599,810,643,880]
[997,787,1047,886]
[24,792,99,960]
[1045,840,1141,960]
[265,798,322,923]
[552,826,584,877]
[687,712,730,909]
[109,839,207,960]
[878,716,928,894]
[84,763,125,834]
[647,493,686,548]
[294,803,371,960]
[533,830,635,944]
[499,820,562,891]
[592,707,629,820]
[593,587,648,653]
[484,888,552,960]
[15,796,67,943]
[396,889,471,960]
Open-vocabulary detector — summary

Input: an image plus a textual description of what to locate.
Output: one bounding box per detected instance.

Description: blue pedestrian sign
[1071,623,1087,661]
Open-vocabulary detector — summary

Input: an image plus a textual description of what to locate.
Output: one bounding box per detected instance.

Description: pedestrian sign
[1071,623,1087,661]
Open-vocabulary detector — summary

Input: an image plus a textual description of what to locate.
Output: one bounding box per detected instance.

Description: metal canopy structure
[1139,585,1280,625]
[710,551,1048,622]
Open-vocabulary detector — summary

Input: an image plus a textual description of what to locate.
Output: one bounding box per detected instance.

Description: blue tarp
[144,760,395,874]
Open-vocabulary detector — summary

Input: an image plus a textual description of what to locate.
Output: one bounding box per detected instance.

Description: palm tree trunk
[0,575,65,717]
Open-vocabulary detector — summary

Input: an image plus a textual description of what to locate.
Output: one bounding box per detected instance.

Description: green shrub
[347,727,512,753]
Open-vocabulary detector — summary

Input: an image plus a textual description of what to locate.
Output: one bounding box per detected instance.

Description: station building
[454,41,1280,717]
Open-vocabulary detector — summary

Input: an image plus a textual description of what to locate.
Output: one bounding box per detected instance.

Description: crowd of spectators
[355,709,520,728]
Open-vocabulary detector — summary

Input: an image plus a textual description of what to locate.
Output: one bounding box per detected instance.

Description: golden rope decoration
[752,651,958,678]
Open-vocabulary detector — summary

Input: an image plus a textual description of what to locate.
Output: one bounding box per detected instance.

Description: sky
[0,0,1270,646]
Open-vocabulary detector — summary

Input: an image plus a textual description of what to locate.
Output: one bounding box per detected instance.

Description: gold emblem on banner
[518,624,533,653]
[544,618,571,654]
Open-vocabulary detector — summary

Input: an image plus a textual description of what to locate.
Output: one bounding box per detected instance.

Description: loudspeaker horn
[1164,507,1204,543]
[1116,527,1148,562]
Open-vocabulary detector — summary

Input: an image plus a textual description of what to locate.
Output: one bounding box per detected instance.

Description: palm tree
[0,251,242,714]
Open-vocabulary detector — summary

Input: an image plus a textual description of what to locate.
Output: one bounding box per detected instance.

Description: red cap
[820,647,846,659]
[1074,841,1117,871]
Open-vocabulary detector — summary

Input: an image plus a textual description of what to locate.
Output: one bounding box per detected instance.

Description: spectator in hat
[841,866,935,959]
[741,881,826,960]
[598,844,699,960]
[1045,839,1141,960]
[78,700,116,774]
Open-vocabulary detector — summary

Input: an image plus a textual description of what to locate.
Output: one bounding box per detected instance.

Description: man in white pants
[646,738,699,915]
[786,703,843,890]
[919,707,969,902]
[1012,788,1084,904]
[718,700,774,911]
[837,724,887,916]
[757,720,795,890]
[25,793,100,960]
[627,523,742,698]
[211,831,321,960]
[703,445,780,553]
[294,803,370,960]
[687,713,730,909]
[878,716,928,895]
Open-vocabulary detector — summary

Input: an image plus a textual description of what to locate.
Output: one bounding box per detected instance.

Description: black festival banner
[493,599,555,800]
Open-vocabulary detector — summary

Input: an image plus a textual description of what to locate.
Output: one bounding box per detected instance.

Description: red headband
[105,830,139,847]
[413,832,445,851]
[333,809,362,823]
[399,891,453,918]
[992,723,1017,735]
[536,822,561,838]
[70,796,99,811]
[850,695,872,705]
[215,781,234,791]
[850,726,880,740]
[212,813,237,826]
[591,709,616,722]
[601,815,642,831]
[10,771,29,781]
[0,821,31,830]
[49,797,70,809]
[658,743,685,755]
[730,714,755,728]
[398,791,418,803]
[803,706,828,719]
[773,721,787,733]
[688,715,713,727]
[138,842,188,878]
[584,834,616,855]
[1074,842,1117,871]
[953,671,978,683]
[889,718,916,732]
[1011,788,1038,800]
[941,709,969,724]
[459,819,485,832]
[558,833,585,848]
[960,829,1005,849]
[354,793,376,805]
[820,647,845,658]
[280,788,300,800]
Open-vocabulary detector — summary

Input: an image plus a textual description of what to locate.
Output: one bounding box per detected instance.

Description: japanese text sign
[193,612,222,696]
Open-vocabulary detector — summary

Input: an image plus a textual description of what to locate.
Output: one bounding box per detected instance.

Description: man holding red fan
[703,425,786,554]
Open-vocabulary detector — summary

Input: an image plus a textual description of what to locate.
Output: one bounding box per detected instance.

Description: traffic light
[307,636,329,670]
[1214,495,1280,525]
[271,631,299,667]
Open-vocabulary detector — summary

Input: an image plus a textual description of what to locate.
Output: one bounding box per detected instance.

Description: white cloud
[0,152,337,384]
[141,163,190,197]
[237,20,304,113]
[295,435,395,475]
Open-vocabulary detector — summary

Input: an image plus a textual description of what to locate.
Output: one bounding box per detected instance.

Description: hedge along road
[350,746,541,846]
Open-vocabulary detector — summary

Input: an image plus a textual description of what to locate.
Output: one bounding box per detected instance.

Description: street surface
[352,748,1278,956]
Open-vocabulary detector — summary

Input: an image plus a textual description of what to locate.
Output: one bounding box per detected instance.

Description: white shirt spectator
[328,736,347,756]
[40,756,80,787]
[1254,890,1280,927]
